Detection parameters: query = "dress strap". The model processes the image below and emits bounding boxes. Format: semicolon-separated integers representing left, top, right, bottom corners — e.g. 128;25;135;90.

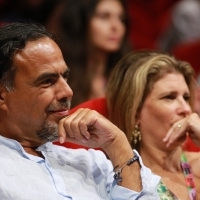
157;181;178;200
180;153;196;200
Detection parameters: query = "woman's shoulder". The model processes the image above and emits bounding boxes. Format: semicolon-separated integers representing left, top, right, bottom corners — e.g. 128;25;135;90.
184;151;200;161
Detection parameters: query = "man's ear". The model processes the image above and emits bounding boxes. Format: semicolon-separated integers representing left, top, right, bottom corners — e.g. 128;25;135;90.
0;85;7;108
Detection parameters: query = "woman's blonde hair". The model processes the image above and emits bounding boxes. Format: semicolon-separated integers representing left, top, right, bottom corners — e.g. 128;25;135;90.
106;50;195;150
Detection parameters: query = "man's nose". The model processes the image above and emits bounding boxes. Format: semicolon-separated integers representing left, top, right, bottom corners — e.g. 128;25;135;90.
56;77;73;101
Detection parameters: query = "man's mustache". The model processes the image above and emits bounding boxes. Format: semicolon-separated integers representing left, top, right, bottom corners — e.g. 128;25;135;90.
47;99;71;111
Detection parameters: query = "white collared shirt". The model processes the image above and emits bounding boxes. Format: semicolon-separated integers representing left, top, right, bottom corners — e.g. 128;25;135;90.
0;135;160;199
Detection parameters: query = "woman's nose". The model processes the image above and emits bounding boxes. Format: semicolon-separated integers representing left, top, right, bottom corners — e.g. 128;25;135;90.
177;98;192;116
111;16;123;30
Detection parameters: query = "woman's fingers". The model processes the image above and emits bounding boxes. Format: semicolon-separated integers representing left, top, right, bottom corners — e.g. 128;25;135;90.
163;119;187;147
187;113;200;147
163;113;200;147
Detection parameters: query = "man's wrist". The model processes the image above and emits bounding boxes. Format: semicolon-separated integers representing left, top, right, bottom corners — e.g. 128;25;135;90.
101;130;134;167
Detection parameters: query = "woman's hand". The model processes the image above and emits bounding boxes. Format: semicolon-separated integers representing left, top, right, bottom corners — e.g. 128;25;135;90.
163;113;200;147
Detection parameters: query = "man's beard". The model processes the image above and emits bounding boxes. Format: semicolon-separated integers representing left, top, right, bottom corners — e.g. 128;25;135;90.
36;99;71;142
36;120;59;142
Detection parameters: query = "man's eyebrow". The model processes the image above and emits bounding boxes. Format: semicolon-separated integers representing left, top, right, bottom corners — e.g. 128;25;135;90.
33;68;70;85
33;73;59;85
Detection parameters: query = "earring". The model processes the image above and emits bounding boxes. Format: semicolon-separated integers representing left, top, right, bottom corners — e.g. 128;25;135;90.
132;125;141;144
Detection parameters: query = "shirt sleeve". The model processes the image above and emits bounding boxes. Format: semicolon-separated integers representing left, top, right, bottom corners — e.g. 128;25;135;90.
108;150;161;200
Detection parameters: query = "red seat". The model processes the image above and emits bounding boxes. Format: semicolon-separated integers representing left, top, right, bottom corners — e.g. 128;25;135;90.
125;0;180;50
183;137;200;152
70;97;108;117
171;40;200;77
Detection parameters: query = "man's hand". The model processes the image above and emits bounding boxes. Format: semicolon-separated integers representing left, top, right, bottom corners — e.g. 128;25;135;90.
58;108;142;191
58;108;122;149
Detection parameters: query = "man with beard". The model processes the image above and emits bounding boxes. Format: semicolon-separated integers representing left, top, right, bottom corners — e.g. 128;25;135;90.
0;22;160;199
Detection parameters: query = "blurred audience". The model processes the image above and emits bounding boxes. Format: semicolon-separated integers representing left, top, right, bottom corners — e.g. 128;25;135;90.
0;0;60;25
46;0;131;107
125;0;180;50
158;0;200;52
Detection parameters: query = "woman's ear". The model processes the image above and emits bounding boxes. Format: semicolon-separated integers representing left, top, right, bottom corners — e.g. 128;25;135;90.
135;111;140;125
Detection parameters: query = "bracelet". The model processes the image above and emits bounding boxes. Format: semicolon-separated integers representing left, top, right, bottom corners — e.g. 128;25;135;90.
113;154;139;185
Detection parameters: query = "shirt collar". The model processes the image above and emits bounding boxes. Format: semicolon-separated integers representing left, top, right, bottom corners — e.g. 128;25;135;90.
0;135;53;162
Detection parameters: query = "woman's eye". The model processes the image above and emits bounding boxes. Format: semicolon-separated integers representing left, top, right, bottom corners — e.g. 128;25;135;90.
96;13;109;20
119;15;126;23
184;95;190;101
165;95;175;100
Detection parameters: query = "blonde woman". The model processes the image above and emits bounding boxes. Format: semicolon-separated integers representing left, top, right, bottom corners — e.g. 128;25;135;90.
107;51;200;199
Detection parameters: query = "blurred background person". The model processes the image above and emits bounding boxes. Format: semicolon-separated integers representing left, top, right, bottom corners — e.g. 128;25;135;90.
158;0;200;52
46;0;131;107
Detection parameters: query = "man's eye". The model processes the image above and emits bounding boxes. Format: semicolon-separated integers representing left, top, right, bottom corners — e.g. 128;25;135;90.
42;79;55;85
63;74;70;82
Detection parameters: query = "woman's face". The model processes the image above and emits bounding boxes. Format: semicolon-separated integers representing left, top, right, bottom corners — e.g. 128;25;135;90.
88;0;126;52
137;72;192;149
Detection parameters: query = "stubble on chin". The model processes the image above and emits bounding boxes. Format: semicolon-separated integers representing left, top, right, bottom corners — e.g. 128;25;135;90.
36;120;59;142
37;99;71;142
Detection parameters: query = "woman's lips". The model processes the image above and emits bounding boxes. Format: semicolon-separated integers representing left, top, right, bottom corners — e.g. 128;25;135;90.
108;38;119;42
108;36;121;42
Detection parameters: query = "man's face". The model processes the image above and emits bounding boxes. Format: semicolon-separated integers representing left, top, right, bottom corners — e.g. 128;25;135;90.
3;37;73;146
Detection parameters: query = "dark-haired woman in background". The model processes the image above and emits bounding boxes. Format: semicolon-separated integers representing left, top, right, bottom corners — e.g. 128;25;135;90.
46;0;131;107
